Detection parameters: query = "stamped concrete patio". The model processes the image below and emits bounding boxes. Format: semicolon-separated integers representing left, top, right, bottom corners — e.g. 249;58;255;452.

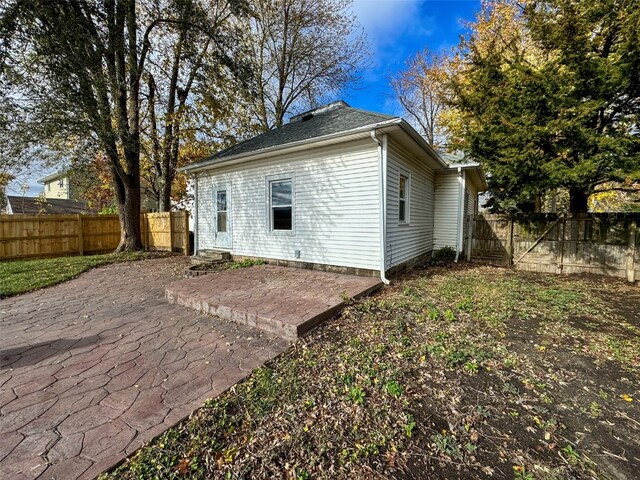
0;257;290;480
166;264;382;340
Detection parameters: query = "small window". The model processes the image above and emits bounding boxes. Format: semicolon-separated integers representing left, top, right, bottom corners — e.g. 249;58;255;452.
399;174;410;223
59;178;64;188
216;190;227;233
269;178;292;231
47;183;51;192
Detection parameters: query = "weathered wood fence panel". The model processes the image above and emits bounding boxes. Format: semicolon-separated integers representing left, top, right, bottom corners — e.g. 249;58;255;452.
140;211;189;253
81;215;121;254
0;211;190;260
467;214;639;282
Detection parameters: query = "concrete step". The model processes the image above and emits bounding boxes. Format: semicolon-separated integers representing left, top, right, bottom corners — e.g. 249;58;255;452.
193;249;232;263
165;265;383;341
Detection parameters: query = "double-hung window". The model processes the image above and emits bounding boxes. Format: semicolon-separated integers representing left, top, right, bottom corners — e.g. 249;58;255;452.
269;177;293;231
399;174;410;224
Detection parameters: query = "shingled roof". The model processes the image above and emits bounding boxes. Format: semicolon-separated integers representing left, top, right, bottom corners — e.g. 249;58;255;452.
5;196;96;215
187;101;398;170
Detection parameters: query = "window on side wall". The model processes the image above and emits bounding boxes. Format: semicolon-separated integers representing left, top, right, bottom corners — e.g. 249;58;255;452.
268;177;293;232
399;174;410;224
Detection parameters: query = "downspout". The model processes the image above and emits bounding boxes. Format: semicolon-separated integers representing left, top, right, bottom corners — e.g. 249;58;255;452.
371;130;390;284
455;168;466;262
193;172;199;256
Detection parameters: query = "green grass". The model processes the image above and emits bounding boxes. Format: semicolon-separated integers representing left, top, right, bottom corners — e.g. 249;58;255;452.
225;258;266;270
0;252;154;297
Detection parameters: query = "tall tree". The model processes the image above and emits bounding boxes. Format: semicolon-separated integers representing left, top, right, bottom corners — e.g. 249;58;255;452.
249;0;368;131
390;49;453;147
448;0;640;214
142;0;251;211
2;0;150;249
1;0;251;248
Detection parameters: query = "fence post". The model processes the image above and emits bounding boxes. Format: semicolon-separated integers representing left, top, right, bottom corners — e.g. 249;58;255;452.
558;215;566;274
183;211;190;255
505;219;514;267
466;215;473;262
77;214;84;256
146;214;150;251
168;212;173;252
628;221;637;283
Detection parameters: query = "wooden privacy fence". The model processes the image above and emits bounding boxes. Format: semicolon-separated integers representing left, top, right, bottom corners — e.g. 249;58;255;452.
0;211;190;260
467;213;639;282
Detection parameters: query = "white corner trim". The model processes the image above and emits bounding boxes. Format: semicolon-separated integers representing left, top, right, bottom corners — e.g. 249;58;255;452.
193;172;199;255
455;168;466;262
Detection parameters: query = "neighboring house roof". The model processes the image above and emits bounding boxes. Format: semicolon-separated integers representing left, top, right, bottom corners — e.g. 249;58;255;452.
37;171;68;184
5;196;95;215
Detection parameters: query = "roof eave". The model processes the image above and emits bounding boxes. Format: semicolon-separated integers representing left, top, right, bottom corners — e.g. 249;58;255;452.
37;171;67;184
180;117;403;174
448;163;488;191
395;120;450;169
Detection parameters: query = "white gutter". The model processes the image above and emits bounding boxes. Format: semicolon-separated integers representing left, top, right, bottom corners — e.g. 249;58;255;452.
182;118;403;174
455;167;466;262
371;130;390;285
193;172;199;255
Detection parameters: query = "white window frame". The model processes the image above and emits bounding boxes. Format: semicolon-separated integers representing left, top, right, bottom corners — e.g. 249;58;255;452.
398;171;411;225
266;173;295;235
216;189;228;233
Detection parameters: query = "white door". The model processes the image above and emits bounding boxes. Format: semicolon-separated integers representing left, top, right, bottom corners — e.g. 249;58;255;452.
214;185;231;249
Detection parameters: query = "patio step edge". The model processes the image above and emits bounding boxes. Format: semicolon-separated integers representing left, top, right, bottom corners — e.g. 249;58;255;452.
165;277;383;341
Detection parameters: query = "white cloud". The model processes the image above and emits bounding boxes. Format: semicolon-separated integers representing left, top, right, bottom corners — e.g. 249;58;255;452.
351;0;433;50
350;0;437;84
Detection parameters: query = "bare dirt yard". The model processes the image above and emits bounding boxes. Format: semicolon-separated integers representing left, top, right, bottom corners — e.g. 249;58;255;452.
104;264;639;480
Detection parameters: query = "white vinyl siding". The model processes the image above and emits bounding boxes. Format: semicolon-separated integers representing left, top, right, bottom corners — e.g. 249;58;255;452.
385;139;435;269
433;170;461;250
196;139;381;270
466;182;478;216
462;181;479;252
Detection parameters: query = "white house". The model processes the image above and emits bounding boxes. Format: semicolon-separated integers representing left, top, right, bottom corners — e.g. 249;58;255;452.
182;101;486;282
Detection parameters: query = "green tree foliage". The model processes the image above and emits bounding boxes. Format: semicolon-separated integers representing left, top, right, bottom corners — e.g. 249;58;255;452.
449;0;640;214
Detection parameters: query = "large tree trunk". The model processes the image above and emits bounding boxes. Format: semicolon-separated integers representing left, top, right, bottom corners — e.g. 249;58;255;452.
159;179;172;212
534;194;543;213
112;164;143;252
569;188;589;215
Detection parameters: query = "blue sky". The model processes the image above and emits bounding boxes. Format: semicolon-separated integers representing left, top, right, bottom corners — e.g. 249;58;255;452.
9;0;480;197
345;0;480;113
